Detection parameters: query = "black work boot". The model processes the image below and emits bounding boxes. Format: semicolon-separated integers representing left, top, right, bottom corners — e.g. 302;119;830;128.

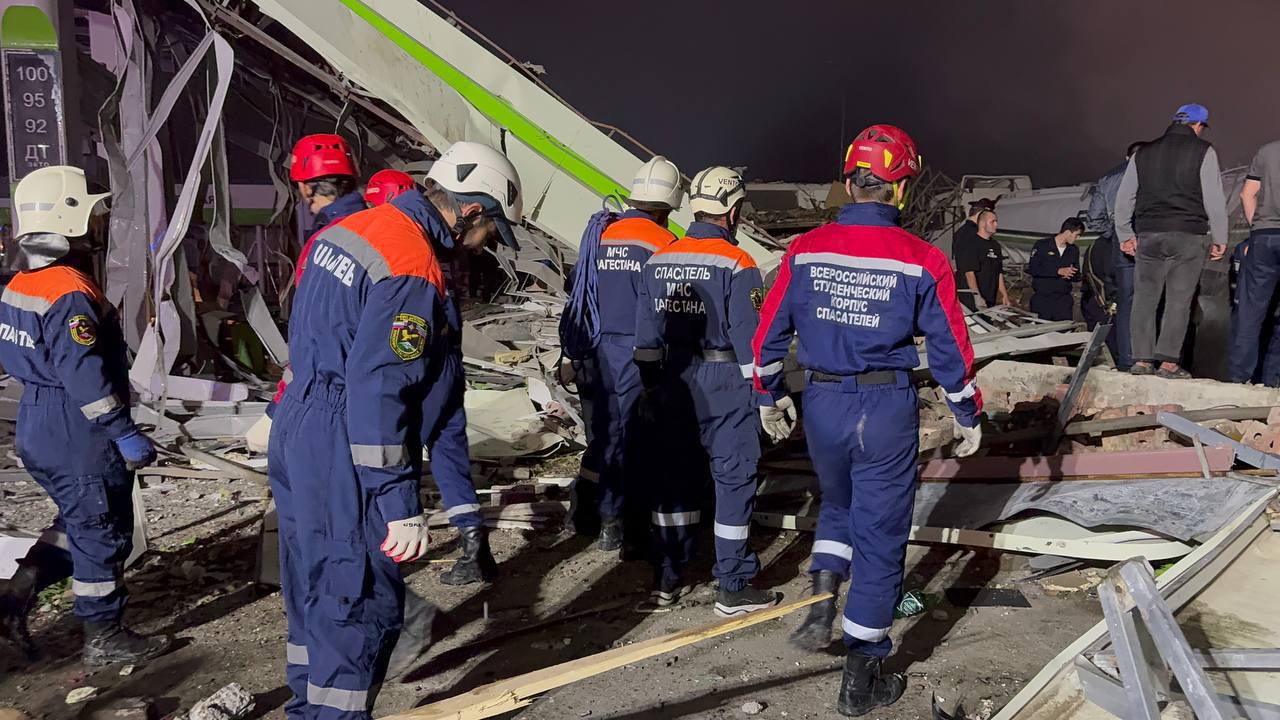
597;517;623;552
0;564;38;660
790;571;842;651
714;585;780;618
440;526;498;586
83;621;173;667
837;652;907;717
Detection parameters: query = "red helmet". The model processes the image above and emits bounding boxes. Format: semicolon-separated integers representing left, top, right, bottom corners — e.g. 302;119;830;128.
289;134;357;182
842;124;921;183
364;169;415;206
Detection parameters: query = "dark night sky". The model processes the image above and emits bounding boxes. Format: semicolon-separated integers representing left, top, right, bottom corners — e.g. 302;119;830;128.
450;1;1280;187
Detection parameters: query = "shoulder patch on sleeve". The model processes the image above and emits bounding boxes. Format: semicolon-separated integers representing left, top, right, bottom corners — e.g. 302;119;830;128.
390;312;429;361
750;286;765;311
68;314;97;346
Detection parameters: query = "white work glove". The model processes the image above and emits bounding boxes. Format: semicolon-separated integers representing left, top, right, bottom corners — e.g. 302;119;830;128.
953;419;982;458
759;396;797;443
975;296;989;310
246;414;272;454
382;514;430;563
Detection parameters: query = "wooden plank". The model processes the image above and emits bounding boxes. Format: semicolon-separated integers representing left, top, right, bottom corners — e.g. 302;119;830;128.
382;594;832;720
1045;322;1111;453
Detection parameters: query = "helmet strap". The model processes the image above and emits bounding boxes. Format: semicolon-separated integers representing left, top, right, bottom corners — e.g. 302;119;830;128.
893;180;910;211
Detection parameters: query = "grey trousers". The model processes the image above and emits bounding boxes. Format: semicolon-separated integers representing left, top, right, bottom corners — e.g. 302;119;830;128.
1130;231;1211;364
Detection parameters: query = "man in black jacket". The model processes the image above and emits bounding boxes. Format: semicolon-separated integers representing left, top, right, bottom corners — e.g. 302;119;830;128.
1115;104;1228;379
1028;218;1083;321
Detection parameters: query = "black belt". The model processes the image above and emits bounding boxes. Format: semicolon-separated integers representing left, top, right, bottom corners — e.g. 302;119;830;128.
809;370;900;385
659;347;738;363
696;348;737;363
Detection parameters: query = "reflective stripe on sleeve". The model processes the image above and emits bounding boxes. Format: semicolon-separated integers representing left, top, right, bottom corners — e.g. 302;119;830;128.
945;381;978;403
756;360;784;377
286;643;309;665
80;394;123;420
350;444;408;468
738;363;755;379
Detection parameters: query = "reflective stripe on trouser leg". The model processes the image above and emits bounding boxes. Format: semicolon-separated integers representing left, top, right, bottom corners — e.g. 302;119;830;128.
842;385;920;658
286;401;403;720
803;383;856;578
21;417;135;625
649;369;706;589
268;400;311;720
692;362;761;592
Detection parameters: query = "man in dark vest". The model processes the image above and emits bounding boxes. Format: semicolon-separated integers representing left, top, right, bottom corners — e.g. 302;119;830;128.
1114;103;1228;379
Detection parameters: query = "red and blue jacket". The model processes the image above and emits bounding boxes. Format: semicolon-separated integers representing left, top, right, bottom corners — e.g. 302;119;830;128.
752;202;982;427
284;190;448;522
597;209;676;337
634;222;765;385
268;191;369;413
0;265;137;439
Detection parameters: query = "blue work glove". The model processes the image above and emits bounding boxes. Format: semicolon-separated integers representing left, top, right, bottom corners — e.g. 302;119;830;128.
114;430;157;469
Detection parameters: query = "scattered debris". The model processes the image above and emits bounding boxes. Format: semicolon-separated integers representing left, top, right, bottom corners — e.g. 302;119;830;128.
65;687;99;705
186;683;254;720
944;588;1031;609
741;699;766;714
85;698;152;720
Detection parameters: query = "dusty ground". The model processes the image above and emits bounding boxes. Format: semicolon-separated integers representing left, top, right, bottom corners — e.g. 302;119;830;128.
0;471;1103;719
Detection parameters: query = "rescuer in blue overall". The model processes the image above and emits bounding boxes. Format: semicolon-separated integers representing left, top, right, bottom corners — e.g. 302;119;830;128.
268;142;522;719
633;166;781;615
564;157;682;553
753;126;983;717
248;134;364;454
0;166;169;666
364;167;497;584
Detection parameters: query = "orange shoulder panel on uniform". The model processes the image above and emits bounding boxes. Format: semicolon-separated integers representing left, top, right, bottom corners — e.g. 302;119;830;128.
666;235;757;269
336;204;445;293
7;265;105;306
603;217;676;251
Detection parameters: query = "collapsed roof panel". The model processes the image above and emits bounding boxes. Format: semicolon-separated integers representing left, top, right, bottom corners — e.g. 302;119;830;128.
247;0;783;272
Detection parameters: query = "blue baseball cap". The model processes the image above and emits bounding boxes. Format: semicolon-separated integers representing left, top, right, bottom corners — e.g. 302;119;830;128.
1173;103;1210;127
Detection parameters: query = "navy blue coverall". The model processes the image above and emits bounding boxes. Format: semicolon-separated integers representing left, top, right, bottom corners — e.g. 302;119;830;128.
634;221;765;591
753;203;981;658
0;266;139;623
1229;234;1280;385
269;191;448;719
1027;237;1080;321
575;210;674;531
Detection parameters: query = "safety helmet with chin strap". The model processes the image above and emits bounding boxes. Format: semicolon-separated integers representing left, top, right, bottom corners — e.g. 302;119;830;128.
426;141;524;250
8;166;111;271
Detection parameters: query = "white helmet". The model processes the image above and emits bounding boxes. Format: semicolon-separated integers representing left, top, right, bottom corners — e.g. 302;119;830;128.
688;166;746;216
628;155;683;210
427;141;523;249
14;165;110;239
